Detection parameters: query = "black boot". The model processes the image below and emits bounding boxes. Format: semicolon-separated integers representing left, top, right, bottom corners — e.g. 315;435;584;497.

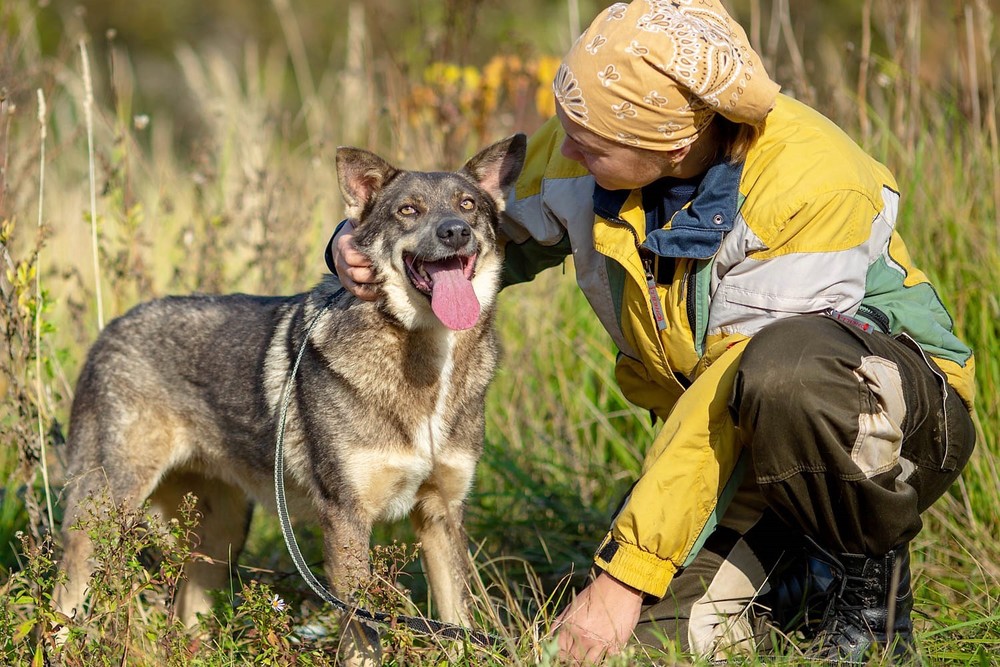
766;547;838;639
807;543;916;663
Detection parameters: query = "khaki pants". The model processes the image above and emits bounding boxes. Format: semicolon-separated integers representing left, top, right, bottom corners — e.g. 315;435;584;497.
633;314;976;659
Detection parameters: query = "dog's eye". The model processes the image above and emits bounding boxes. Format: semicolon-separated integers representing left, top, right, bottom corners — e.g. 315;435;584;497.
459;197;475;211
398;205;418;216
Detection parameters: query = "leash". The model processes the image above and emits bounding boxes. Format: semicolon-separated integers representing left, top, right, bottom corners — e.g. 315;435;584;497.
273;289;506;652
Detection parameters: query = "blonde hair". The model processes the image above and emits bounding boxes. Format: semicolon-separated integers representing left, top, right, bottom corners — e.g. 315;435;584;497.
716;115;764;164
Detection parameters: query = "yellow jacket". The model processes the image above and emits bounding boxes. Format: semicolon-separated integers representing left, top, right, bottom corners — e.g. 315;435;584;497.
499;94;976;596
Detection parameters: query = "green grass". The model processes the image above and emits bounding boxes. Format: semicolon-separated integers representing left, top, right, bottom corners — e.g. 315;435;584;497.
1;0;998;664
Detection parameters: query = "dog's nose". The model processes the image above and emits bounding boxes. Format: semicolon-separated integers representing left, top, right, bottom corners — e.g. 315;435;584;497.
436;219;472;250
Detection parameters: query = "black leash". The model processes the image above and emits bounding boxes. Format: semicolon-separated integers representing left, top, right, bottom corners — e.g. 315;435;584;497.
273;289;506;652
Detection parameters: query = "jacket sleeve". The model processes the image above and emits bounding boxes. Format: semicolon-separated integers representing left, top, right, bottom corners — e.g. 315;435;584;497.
498;116;588;288
595;338;749;597
499;234;573;288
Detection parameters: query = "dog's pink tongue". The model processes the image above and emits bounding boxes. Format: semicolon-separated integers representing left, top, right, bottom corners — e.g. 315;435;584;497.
425;257;480;330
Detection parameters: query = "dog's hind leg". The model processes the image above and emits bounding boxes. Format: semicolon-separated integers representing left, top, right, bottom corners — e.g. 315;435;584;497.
55;465;108;621
55;405;191;621
148;471;252;627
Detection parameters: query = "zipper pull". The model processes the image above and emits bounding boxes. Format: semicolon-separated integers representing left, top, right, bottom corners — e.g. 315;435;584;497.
644;258;667;331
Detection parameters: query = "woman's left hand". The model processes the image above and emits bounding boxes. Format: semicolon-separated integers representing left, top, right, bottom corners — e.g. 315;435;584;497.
554;571;643;664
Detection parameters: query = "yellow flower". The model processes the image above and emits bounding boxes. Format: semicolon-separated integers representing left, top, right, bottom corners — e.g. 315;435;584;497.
534;55;562;118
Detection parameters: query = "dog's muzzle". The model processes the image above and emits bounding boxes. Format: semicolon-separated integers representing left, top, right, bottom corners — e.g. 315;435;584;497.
404;251;481;331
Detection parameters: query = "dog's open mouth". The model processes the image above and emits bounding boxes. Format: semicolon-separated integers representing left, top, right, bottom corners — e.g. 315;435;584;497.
404;253;480;331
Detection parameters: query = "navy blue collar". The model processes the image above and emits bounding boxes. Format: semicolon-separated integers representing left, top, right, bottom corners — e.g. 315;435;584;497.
592;159;744;260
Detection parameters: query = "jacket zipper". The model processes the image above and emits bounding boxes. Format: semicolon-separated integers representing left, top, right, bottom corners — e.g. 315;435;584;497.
603;215;668;332
601;213;693;392
685;264;698;350
644;257;667;331
856;303;891;334
602;214;706;354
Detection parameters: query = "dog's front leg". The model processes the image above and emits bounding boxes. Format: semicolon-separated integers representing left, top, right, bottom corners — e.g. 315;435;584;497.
319;504;379;666
411;491;472;626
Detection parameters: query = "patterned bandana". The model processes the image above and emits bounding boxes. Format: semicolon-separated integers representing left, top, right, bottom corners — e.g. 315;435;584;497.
554;0;780;151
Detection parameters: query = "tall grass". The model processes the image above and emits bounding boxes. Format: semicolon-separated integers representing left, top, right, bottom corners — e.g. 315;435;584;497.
0;0;997;664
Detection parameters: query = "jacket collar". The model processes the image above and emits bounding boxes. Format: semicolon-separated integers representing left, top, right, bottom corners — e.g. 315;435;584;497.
592;158;744;260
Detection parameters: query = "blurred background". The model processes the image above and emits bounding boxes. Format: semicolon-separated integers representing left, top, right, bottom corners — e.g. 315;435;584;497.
11;0;1000;163
1;1;998;663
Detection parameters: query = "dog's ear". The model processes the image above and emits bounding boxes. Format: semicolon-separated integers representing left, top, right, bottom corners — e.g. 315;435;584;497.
460;133;527;211
336;148;399;219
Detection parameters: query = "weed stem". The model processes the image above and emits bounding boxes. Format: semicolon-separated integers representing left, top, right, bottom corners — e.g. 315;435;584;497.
35;88;55;532
80;38;105;331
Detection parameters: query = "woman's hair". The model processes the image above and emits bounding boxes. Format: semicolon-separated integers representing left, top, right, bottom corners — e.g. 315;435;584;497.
715;115;764;164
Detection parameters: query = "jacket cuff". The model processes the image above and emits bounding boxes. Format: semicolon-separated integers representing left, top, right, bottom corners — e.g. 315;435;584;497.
324;219;349;275
593;533;677;598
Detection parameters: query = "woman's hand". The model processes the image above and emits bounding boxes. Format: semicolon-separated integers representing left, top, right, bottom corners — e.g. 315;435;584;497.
332;220;379;301
554;571;643;664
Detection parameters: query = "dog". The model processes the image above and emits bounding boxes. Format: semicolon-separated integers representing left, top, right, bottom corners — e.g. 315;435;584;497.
55;134;527;657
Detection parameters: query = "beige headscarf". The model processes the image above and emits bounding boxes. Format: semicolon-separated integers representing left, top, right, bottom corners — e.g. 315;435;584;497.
554;0;780;151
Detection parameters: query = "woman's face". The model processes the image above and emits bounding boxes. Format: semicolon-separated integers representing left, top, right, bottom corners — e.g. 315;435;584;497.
556;105;678;191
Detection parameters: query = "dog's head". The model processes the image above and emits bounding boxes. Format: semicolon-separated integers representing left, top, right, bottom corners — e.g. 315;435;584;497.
336;134;526;331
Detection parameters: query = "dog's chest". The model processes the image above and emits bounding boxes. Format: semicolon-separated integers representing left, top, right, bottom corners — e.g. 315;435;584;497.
342;333;479;521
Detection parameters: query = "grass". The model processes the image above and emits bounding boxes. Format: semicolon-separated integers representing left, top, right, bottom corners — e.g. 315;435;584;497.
1;0;999;664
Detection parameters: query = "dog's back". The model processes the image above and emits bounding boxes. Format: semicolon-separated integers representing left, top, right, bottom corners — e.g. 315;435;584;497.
65;292;293;495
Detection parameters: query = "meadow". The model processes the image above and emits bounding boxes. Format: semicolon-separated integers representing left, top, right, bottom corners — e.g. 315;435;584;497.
1;0;998;664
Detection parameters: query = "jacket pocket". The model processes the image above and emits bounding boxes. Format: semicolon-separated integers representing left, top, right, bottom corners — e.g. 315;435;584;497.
895;333;969;472
720;284;843;315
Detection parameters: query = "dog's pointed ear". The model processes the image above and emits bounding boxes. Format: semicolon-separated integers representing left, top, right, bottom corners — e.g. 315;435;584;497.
336;147;399;219
460;133;527;211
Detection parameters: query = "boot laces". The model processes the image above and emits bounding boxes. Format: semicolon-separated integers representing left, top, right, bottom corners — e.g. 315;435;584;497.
821;570;878;637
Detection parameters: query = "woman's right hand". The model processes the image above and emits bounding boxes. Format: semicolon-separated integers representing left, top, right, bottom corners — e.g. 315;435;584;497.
332;220;379;301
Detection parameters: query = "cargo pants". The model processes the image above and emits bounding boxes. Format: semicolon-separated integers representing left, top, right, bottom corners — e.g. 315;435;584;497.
632;313;976;659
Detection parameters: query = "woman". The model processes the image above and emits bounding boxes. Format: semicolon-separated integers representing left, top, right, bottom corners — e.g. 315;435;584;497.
329;1;976;663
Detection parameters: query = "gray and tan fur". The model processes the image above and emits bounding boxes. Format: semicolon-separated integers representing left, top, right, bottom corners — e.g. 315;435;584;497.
55;135;527;652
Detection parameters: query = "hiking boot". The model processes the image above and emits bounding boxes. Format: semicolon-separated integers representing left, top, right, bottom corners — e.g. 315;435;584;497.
806;543;917;664
765;547;838;639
